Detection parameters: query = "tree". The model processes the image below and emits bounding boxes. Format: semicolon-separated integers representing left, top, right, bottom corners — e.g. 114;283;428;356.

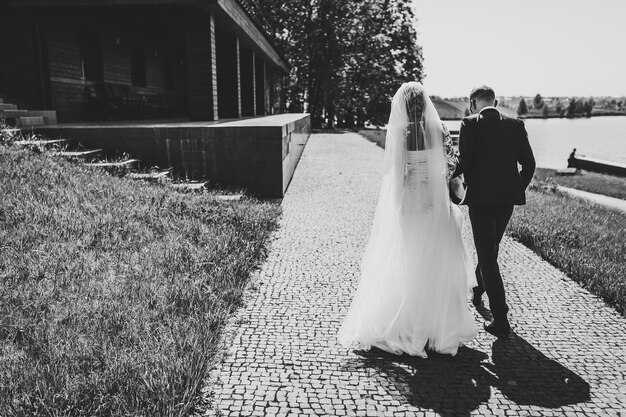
555;100;562;114
533;94;543;109
517;98;528;116
542;104;549;118
567;98;577;117
256;0;347;124
583;99;594;117
256;0;424;128
334;0;424;127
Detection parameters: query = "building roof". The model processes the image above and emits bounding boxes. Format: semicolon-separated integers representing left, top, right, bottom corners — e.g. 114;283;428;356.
5;0;290;73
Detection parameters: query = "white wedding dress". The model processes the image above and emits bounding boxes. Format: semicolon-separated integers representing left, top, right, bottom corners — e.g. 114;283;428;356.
337;82;477;357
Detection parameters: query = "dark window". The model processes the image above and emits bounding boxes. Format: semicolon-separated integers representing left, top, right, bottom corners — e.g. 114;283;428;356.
130;43;146;87
79;31;103;81
163;54;175;91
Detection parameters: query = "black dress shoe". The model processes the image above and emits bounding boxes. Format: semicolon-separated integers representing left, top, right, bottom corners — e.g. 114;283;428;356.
472;292;483;308
483;319;511;338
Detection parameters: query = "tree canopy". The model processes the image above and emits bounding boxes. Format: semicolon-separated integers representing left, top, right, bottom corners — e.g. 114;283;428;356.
517;98;528;116
256;0;424;128
567;98;577;117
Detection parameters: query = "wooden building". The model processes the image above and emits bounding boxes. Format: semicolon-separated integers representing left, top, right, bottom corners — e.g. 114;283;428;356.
0;0;310;198
0;0;289;123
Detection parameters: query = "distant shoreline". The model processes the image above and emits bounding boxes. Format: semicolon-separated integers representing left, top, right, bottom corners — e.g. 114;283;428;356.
439;113;626;122
518;112;626;120
439;113;626;121
433;100;626;121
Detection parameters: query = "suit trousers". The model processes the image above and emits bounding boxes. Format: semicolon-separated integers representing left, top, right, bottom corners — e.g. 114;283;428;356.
468;204;514;320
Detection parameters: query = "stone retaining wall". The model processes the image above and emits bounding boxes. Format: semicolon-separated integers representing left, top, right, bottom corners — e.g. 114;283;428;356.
35;113;310;197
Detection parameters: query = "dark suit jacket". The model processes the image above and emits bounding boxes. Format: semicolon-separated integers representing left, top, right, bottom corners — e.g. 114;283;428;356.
454;108;535;206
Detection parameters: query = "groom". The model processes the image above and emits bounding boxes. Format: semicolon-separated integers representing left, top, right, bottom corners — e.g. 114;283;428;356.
454;86;535;338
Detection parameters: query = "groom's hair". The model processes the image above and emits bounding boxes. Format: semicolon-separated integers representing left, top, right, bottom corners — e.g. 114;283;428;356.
469;86;496;102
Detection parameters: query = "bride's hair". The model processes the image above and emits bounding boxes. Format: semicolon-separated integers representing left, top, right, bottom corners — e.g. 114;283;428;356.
403;83;426;109
402;82;426;151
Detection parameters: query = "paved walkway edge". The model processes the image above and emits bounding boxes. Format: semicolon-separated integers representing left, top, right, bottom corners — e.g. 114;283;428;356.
558;185;626;213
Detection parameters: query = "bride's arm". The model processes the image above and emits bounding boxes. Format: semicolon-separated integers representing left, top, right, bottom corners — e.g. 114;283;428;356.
442;123;457;180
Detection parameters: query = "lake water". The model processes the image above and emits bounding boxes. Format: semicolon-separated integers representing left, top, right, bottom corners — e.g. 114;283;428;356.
443;116;626;169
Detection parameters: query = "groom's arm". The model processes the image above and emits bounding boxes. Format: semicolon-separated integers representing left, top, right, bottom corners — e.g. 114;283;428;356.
517;121;536;189
452;118;475;178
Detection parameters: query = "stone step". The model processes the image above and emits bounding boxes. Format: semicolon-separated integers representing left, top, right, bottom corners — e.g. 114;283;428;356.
212;194;243;202
1;109;57;126
128;169;172;181
0;109;28;118
0;103;17;110
17;116;45;127
85;159;140;168
21;110;57;125
170;181;208;192
556;167;578;175
13;139;67;148
57;149;102;158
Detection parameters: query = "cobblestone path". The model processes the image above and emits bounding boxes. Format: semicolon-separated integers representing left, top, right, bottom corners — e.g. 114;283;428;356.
204;133;626;417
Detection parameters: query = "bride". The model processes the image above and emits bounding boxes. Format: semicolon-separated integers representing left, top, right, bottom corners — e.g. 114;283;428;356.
338;82;478;357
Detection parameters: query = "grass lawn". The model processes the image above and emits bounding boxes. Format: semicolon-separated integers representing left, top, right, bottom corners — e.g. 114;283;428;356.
359;129;386;148
508;186;626;316
0;140;280;415
534;167;626;200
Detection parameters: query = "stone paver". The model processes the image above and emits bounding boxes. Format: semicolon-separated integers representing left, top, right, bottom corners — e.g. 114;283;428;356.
203;133;626;416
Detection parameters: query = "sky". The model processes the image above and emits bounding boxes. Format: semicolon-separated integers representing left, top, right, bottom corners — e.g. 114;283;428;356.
412;0;626;98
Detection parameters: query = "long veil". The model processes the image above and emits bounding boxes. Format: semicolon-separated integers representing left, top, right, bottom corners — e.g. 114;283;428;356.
338;82;476;356
361;82;453;284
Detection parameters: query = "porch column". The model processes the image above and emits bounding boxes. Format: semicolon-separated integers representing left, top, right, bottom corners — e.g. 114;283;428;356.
210;14;218;120
236;37;242;118
265;64;272;115
216;28;240;119
252;53;256;116
255;55;266;116
239;45;254;117
185;12;217;121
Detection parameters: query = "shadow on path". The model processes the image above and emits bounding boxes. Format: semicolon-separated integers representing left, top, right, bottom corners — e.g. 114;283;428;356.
487;333;591;408
345;333;590;416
